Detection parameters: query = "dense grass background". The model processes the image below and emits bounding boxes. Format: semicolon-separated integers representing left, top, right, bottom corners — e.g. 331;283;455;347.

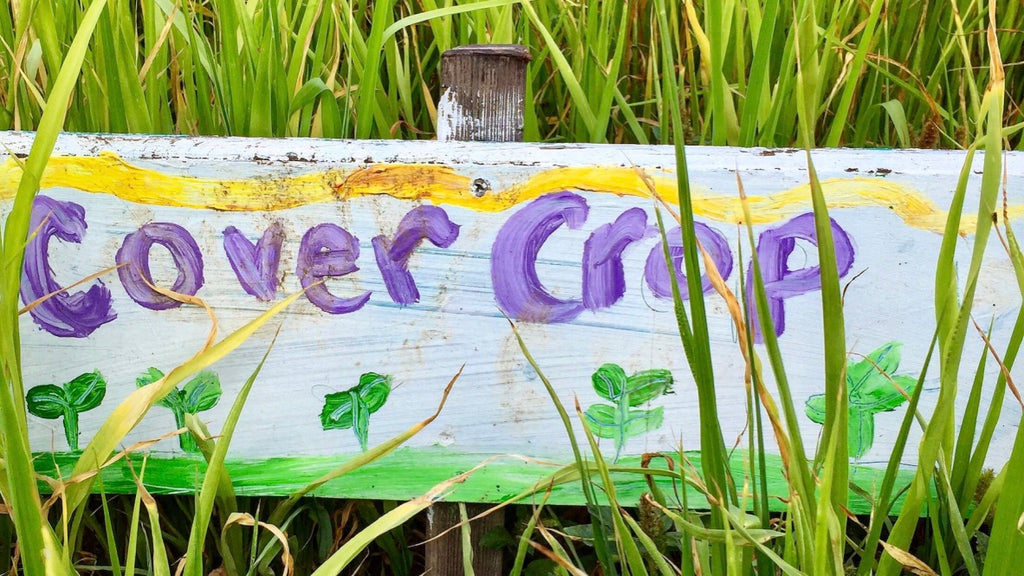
2;0;1021;147
2;1;1024;575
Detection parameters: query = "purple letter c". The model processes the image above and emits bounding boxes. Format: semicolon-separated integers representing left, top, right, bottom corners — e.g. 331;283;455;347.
491;192;588;323
21;195;117;337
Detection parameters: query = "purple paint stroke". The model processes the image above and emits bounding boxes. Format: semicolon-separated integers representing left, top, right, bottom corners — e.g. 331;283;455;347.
223;222;285;301
492;191;588;323
746;212;855;342
644;223;733;299
20;196;116;337
116;222;205;310
372;206;460;305
582;207;650;310
296;223;370;314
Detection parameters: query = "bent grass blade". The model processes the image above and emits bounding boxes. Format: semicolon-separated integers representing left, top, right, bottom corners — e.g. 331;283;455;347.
64;286;309;515
0;2;109;574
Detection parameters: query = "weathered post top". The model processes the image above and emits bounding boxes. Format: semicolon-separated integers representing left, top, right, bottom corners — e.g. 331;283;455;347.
438;44;532;142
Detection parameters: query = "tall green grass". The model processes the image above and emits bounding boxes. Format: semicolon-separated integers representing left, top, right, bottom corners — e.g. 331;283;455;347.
2;1;1022;148
1;3;467;574
4;0;1024;574
504;0;1024;574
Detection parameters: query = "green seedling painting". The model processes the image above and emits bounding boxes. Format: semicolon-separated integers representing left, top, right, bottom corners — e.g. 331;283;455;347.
26;370;106;451
805;342;918;459
583;363;674;462
321;372;392;452
138;367;222;453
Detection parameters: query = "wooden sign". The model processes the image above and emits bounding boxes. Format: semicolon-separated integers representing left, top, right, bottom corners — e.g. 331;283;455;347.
2;132;1020;506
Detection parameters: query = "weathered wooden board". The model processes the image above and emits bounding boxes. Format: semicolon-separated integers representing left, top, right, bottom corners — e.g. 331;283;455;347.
2;132;1021;505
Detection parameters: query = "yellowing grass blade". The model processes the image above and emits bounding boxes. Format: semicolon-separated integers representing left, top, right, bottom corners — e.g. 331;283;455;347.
309;462;488;576
183;329;280;576
222;513;294;576
137;481;171;576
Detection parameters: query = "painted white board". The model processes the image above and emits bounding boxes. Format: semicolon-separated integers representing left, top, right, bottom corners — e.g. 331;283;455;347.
1;132;1020;502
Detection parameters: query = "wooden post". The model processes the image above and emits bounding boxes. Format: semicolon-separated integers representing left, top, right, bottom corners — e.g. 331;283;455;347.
425;43;530;576
437;44;531;142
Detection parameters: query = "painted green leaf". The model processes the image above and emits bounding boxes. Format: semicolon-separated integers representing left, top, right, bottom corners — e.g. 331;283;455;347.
350;394;372;452
624;369;673;406
181;371;222;413
805;393;827;424
584;403;664;462
356;372;391;413
583;404;620;439
321;372;393;452
591;363;627;401
805;341;917;459
27;371;106;451
26;384;69;420
64;370;105;411
136;366;164;388
621;406;664;437
849;410;875;460
847;342;902;393
854;373;917;412
321;391;358;431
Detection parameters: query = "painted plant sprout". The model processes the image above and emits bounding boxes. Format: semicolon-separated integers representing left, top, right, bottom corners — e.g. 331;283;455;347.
805;342;918;460
584;363;673;463
321;372;393;452
26;370;105;452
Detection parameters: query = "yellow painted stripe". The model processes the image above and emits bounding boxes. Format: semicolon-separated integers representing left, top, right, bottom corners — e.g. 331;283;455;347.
1;153;1013;234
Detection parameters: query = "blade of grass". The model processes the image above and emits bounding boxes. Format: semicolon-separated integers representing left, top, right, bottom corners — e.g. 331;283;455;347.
0;2;108;574
182;330;280;576
574;397;647;574
737;171;817;566
878;3;1005;572
653;1;737;570
458;502;475;576
856;325;938;576
137;478;171;576
97;479;122;576
950;326;995;506
823;0;885;146
64;286;307;515
508;320;617;575
123;458;147;576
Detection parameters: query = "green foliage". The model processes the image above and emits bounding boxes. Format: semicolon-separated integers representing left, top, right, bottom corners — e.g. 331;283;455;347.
26;370;105;451
2;1;1022;148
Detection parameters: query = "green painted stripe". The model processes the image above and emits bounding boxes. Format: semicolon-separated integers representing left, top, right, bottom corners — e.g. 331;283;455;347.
34;447;914;514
